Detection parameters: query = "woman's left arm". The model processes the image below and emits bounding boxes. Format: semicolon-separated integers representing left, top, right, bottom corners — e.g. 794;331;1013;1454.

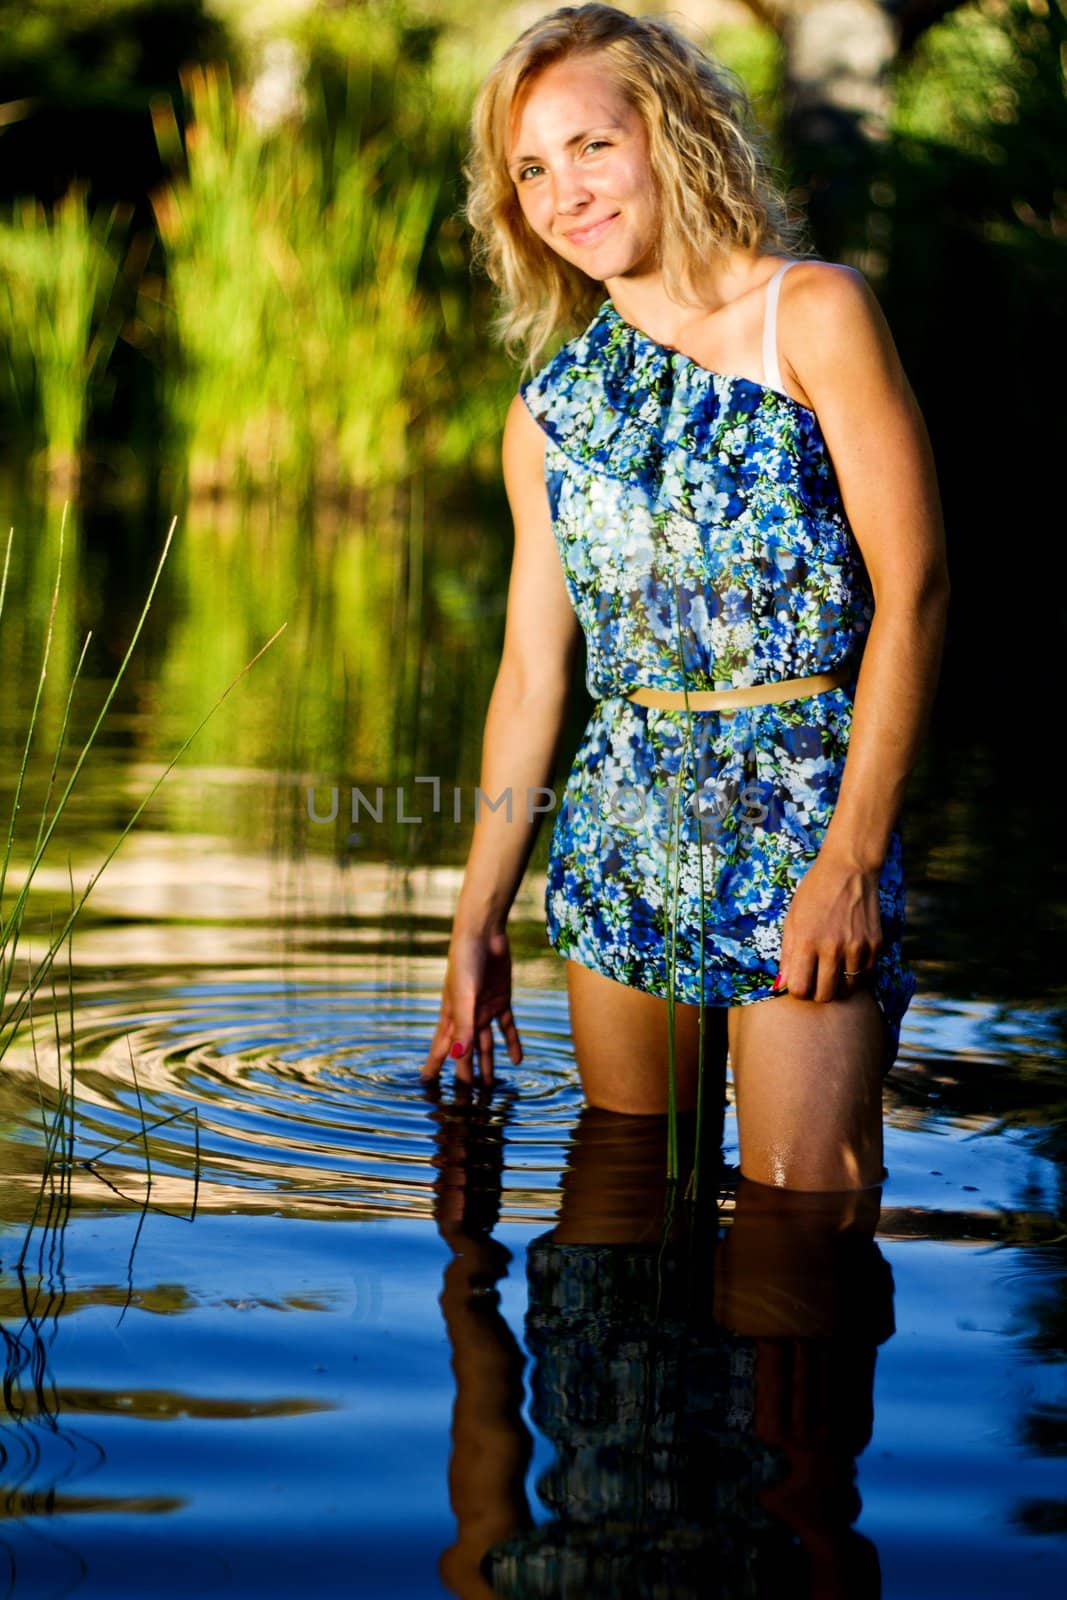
776;262;951;1004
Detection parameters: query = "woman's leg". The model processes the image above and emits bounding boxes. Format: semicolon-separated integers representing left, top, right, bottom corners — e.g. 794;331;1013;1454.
565;957;728;1116
728;989;886;1191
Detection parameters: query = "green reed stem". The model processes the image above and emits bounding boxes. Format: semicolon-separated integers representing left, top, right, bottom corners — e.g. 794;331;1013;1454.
0;616;287;1054
0;523;13;627
31;629;93;868
663;753;682;1186
0;506;68;919
0;509;168;967
17;985;70;1272
128;1035;152;1190
17;896;78;1281
673;603;710;1206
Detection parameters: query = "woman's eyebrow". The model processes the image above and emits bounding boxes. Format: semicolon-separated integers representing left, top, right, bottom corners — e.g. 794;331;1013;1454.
508;123;624;170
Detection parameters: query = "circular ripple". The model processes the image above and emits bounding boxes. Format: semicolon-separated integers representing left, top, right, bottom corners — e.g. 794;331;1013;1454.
12;981;1053;1226
10;980;587;1223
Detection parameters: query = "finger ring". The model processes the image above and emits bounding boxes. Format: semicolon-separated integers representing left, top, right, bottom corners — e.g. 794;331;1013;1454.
843;969;862;978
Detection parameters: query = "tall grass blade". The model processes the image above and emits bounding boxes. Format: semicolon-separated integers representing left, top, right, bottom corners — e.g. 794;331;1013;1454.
0;616;287;1054
0;523;13;626
0;506;68;916
0;511;174;967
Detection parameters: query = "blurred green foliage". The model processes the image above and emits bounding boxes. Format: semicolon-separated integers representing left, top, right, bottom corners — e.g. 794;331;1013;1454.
0;188;122;482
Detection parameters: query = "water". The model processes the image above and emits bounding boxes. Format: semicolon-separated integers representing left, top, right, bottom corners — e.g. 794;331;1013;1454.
1;496;1065;1595
2;935;1064;1596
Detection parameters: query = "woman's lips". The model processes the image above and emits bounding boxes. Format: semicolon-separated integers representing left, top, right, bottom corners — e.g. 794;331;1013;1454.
566;212;618;246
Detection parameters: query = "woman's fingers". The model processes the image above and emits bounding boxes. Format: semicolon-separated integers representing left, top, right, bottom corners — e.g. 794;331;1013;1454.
449;1027;476;1086
776;857;885;1001
777;940;882;1002
420;1013;451;1081
421;939;522;1087
477;1024;495;1087
781;942;816;1000
814;945;842;1004
421;1004;467;1082
422;992;484;1088
838;940;870;989
498;1007;523;1066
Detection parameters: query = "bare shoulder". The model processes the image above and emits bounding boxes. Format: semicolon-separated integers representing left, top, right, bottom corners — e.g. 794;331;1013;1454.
781;258;883;324
502;388;547;480
501;388;553;535
779;259;908;407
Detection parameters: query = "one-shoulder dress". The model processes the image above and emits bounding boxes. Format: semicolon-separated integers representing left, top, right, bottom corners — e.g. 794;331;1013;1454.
518;258;916;1072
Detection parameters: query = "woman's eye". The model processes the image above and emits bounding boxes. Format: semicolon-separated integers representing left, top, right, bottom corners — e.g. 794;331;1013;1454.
516;142;610;181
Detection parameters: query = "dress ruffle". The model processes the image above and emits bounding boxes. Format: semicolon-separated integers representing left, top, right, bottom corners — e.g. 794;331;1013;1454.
521;299;849;540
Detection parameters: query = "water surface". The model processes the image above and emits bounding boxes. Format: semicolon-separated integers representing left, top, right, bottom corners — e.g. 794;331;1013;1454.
1;494;1064;1596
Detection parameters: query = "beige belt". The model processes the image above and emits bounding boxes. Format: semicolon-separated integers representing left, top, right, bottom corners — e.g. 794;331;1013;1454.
625;661;854;711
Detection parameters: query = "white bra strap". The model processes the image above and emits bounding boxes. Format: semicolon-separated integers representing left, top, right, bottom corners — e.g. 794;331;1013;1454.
761;259;797;394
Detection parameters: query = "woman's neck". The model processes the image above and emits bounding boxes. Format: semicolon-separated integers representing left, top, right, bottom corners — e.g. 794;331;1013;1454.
603;243;788;352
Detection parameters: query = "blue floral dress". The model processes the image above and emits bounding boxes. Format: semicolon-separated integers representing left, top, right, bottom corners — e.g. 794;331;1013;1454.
519;291;915;1073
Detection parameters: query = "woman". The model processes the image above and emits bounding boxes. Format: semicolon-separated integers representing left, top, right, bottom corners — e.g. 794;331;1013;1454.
420;3;949;1193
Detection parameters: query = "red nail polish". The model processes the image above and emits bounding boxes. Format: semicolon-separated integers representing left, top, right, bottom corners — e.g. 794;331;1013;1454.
772;974;783;992
449;1040;465;1058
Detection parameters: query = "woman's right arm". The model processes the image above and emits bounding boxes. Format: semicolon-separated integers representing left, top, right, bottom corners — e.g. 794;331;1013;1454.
420;391;582;1086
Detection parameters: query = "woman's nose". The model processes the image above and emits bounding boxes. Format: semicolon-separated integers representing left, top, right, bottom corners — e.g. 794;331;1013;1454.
551;167;595;214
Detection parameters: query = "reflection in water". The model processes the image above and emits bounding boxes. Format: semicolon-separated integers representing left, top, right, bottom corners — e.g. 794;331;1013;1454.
430;1090;895;1599
427;1082;535;1597
1;1196;181;1586
0;1177;329;1591
0;976;1060;1592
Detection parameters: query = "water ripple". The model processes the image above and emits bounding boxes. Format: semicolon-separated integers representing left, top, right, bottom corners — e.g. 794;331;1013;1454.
3;981;1062;1230
8;980;586;1223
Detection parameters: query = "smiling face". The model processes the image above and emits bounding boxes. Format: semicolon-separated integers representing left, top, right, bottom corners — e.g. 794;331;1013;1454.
506;53;660;284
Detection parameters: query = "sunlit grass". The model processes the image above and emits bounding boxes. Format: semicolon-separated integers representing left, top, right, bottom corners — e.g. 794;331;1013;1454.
147;61;445;499
0;189;122;487
0;7;794;500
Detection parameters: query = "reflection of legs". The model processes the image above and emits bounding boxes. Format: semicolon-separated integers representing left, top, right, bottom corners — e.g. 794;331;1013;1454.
715;1175;893;1600
484;1105;730;1596
729;990;885;1191
752;1335;885;1600
552;1099;726;1247
714;1174;890;1341
565;957;727;1117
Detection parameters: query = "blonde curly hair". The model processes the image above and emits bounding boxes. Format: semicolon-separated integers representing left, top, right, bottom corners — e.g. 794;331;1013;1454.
463;3;811;374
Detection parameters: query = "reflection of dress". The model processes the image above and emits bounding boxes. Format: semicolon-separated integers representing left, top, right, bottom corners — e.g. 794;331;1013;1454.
519;261;916;1072
486;1226;896;1598
484;1234;798;1598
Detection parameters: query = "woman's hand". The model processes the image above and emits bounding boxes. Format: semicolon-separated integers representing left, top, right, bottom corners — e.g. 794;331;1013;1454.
421;926;524;1088
775;852;883;1004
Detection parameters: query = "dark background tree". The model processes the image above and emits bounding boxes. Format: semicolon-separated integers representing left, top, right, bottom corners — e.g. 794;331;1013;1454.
0;0;229;209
